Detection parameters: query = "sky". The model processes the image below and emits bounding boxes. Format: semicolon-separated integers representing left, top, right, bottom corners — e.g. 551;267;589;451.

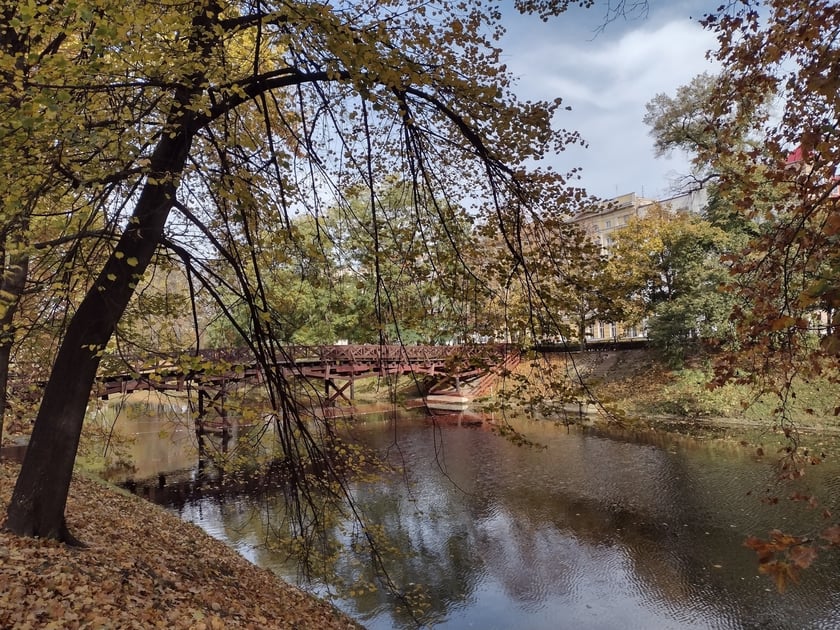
499;0;722;201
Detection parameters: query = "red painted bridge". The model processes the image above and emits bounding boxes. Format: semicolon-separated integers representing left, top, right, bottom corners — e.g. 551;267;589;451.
94;343;520;408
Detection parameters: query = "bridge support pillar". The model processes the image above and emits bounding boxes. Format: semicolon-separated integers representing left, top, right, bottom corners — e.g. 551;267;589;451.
325;377;354;406
194;380;230;441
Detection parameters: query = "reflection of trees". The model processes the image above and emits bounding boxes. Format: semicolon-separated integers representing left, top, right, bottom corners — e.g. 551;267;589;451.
473;422;840;628
90;398;198;481
133;418;840;629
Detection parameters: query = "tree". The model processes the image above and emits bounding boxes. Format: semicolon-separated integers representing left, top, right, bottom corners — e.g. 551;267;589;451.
324;179;479;344
3;0;597;543
558;237;612;351
644;72;722;187
524;223;612;350
698;1;840;393
196;178;481;346
697;0;840;586
606;207;734;365
644;70;773;241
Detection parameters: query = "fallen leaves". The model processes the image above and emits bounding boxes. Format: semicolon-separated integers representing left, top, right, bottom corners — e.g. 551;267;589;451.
744;523;840;593
0;461;363;629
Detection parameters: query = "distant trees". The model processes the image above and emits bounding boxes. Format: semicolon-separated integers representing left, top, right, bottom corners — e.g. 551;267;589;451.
556;236;613;351
466;193;600;346
197;178;487;346
326;180;480;345
638;70;763;365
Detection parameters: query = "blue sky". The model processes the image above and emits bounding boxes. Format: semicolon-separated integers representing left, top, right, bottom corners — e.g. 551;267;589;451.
499;0;721;200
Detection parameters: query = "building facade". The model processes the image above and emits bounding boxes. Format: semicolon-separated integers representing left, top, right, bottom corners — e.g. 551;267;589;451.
568;189;709;344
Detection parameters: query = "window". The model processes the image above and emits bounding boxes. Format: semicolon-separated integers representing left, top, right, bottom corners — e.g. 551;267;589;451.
605;220;612;228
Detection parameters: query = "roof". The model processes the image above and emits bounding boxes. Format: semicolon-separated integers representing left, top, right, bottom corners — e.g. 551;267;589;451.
786;144;805;165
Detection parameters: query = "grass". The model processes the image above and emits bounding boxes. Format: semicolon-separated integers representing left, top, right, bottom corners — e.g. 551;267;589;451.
585;350;840;431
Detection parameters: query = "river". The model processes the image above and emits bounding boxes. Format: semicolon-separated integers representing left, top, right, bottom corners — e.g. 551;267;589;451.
103;401;840;629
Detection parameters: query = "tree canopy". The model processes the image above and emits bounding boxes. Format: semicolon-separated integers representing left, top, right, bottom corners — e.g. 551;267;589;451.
606;207;734;365
697;1;840;392
1;0;600;547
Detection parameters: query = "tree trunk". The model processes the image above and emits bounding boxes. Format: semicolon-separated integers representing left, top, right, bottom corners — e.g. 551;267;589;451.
4;118;196;542
577;310;587;352
5;0;226;542
0;343;9;449
0;247;31;448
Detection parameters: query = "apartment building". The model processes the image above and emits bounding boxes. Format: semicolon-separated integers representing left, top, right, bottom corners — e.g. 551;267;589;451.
568;188;709;343
572;189;708;253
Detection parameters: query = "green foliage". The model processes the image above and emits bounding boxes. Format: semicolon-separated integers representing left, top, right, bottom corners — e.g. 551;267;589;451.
644;73;721;171
638;366;740;419
606;208;735;365
617;361;840;428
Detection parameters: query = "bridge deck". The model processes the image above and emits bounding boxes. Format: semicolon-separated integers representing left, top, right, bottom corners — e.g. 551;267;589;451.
91;344;517;405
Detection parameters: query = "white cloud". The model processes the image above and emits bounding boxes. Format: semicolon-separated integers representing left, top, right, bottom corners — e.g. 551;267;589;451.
501;11;720;199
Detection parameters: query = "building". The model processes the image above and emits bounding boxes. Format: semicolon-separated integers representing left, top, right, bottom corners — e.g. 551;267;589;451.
567;189;709;344
572;189;708;253
571;192;654;253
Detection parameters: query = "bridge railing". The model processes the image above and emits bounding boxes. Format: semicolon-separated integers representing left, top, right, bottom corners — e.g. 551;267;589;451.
91;344;516;373
286;343;515;364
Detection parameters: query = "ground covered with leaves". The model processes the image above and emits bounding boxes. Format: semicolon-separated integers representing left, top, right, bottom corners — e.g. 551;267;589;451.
0;460;363;629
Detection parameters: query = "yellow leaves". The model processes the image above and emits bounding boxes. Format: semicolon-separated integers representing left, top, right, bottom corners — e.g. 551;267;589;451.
758;560;797;594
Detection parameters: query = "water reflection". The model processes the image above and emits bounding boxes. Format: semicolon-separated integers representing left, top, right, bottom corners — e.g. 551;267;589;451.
90;393;268;484
120;410;840;630
88;395;198;480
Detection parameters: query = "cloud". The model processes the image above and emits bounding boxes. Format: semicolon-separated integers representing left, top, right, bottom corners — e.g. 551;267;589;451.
502;13;719;198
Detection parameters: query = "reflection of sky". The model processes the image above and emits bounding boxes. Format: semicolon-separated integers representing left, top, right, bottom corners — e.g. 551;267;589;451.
177;500;256;561
142;419;840;630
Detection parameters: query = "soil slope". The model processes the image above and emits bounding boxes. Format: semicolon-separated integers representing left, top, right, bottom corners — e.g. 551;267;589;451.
0;460;363;630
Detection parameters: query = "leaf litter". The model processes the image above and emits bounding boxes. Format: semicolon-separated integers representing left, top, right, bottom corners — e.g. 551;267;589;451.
0;461;363;629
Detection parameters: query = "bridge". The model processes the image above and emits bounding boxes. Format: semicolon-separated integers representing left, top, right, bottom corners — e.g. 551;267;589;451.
91;344;520;431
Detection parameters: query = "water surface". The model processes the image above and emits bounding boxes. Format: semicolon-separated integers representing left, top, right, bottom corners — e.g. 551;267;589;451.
114;407;840;629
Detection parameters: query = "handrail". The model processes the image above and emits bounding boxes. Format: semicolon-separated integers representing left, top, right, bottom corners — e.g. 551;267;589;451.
91;344;516;374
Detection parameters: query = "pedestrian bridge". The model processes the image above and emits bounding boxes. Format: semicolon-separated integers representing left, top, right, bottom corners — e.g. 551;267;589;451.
94;343;520;409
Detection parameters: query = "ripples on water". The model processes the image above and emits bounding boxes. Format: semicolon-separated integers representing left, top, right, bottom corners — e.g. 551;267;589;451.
120;411;840;630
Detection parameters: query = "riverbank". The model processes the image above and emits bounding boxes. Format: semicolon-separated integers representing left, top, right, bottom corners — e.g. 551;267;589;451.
517;348;840;432
0;460;364;630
